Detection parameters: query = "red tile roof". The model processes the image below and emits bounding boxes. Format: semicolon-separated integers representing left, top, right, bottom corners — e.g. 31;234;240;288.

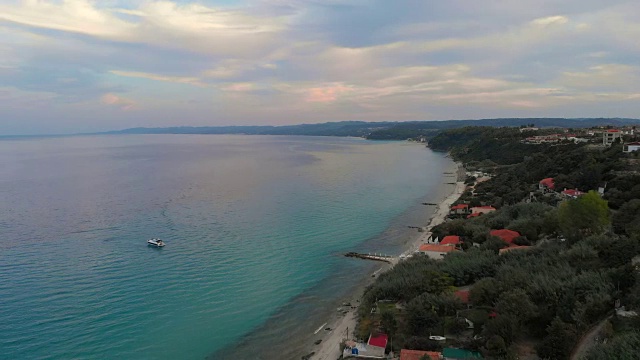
419;244;458;253
400;349;441;360
368;333;388;348
450;204;469;210
539;177;555;189
490;229;521;244
626;142;640;146
607;129;621;132
467;213;482;219
562;189;585;197
440;235;461;245
454;290;470;304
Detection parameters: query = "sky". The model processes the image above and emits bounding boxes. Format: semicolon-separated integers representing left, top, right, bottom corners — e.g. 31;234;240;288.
1;0;640;134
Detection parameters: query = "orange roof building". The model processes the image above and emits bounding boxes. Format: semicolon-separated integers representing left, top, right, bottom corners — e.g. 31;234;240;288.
400;349;442;360
490;229;521;244
440;235;461;246
419;244;459;260
454;289;470;304
539;178;555;190
471;205;496;214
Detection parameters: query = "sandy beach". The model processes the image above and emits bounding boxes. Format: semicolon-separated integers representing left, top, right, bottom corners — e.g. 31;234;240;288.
310;162;466;360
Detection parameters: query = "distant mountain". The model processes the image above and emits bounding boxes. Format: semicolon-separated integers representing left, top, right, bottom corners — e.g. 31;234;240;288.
98;118;640;139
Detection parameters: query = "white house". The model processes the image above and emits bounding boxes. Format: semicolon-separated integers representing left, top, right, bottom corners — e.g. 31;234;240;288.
624;142;640;153
419;244;459;260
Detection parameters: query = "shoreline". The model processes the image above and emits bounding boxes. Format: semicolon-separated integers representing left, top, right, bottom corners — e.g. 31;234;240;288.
309;161;466;360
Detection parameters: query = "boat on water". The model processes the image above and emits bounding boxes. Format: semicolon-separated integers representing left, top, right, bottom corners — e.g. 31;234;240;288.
147;238;165;247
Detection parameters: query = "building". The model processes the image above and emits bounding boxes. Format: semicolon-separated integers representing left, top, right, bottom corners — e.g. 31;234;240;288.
343;333;388;359
400;349;442;360
524;134;566;144
562;189;585;198
624;142;640;153
603;129;622;146
449;204;470;215
470;205;496;215
489;229;521;244
454;289;470;308
442;348;483;359
539;178;555;192
499;245;532;255
440;235;461;246
419;244;459;260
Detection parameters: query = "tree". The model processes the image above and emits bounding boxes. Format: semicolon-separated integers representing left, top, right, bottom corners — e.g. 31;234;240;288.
470;277;502;306
449;317;469;335
558;191;611;241
483;315;520;345
495;289;537;322
612;199;640;236
380;310;397;338
485;335;507;358
536;317;577;360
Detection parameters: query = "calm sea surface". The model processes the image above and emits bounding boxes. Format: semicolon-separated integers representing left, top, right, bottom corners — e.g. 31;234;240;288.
0;135;453;359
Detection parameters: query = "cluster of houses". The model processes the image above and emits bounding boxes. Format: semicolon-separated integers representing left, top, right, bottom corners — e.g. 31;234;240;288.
417;228;532;260
522;133;586;144
343;332;483;359
519;127;640;150
399;348;482;360
539;177;589;198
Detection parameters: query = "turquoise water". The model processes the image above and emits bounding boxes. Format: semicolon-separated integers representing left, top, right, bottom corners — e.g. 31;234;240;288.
0;135;452;359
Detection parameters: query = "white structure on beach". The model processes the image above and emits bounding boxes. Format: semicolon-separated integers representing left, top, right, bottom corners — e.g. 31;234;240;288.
418;244;458;260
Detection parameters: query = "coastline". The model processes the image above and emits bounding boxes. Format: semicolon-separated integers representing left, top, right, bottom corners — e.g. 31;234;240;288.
310;161;466;360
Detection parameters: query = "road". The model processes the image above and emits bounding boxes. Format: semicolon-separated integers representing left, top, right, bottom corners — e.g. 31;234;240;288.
570;315;611;360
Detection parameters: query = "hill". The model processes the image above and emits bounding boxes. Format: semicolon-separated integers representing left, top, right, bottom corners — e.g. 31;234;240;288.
97;118;640;139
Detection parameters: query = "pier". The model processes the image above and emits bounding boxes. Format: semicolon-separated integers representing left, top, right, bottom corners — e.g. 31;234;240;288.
344;252;395;263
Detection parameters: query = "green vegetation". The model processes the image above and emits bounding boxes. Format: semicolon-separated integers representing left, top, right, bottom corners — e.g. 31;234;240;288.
355;125;640;359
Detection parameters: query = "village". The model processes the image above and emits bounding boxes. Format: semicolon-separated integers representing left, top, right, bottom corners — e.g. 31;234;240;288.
332;126;640;360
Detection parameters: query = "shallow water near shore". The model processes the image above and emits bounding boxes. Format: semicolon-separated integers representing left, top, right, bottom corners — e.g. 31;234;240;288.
0;135;453;359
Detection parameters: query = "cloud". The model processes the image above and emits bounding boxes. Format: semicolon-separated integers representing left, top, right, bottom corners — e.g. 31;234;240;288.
100;92;135;110
530;15;569;26
305;84;352;103
221;83;255;92
110;70;207;87
2;0;640;133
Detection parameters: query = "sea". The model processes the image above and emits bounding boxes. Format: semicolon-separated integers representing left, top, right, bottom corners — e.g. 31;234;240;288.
0;134;455;360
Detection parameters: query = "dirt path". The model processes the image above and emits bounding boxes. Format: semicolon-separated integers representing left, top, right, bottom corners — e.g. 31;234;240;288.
570;316;611;360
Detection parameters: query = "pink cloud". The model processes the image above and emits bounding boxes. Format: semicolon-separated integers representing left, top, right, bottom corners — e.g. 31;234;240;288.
305;85;351;103
100;93;135;110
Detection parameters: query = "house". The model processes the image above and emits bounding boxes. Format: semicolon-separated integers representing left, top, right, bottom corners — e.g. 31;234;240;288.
454;289;470;308
470;205;496;215
519;127;539;132
538;178;555;192
343;333;388;359
466;213;482;219
442;348;483;359
624;142;640;153
562;188;585;198
489;229;521;244
603;129;622;146
419;244;459;260
499;245;532;255
450;204;470;215
400;349;442;360
440;235;461;246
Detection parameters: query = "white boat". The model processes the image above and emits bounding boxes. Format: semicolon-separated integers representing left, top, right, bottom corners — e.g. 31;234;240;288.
147;238;165;247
